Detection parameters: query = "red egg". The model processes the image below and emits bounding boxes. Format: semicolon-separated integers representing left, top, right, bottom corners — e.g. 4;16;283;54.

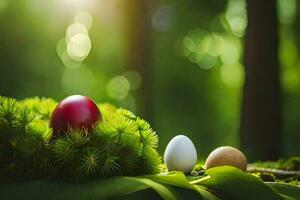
50;95;102;135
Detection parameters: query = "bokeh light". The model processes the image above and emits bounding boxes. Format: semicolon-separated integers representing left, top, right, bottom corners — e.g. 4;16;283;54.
181;29;220;70
57;38;82;69
180;29;242;71
56;38;66;59
66;23;88;43
123;70;142;90
107;76;130;100
61;51;82;69
220;63;244;88
225;0;247;37
219;35;241;65
67;33;91;61
56;0;96;11
183;29;211;56
61;11;93;64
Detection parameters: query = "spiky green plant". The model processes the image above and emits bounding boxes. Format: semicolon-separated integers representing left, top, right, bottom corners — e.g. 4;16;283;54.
0;96;162;183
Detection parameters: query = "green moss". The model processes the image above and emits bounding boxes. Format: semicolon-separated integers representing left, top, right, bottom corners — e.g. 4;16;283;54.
252;157;300;185
250;172;276;182
254;157;300;171
0;96;162;183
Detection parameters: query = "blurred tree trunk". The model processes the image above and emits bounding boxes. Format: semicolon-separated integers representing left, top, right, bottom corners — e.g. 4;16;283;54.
241;0;282;161
124;0;153;118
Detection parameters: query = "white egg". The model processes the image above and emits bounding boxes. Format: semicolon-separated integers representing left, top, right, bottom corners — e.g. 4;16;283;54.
164;135;197;173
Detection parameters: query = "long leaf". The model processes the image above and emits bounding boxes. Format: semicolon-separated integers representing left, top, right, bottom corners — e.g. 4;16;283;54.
144;172;219;200
193;166;284;200
266;182;300;200
0;176;176;200
130;177;177;200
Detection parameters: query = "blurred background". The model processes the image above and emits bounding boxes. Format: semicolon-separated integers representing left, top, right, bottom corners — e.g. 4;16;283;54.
0;0;299;161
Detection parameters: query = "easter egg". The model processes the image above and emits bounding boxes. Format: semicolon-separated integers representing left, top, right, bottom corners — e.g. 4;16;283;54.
50;95;101;135
164;135;197;173
204;146;247;171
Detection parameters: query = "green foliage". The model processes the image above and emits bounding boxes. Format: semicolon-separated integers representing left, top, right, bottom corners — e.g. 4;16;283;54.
0;96;50;182
1;96;300;199
1;167;300;200
0;96;161;182
20;97;57;120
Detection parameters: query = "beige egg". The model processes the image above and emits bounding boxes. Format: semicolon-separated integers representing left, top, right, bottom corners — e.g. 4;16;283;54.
204;146;247;171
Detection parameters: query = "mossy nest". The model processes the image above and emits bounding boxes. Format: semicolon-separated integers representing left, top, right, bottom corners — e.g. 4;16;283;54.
0;96;162;183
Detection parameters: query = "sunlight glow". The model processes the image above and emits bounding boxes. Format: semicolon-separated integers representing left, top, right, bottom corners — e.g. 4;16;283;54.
57;0;94;11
